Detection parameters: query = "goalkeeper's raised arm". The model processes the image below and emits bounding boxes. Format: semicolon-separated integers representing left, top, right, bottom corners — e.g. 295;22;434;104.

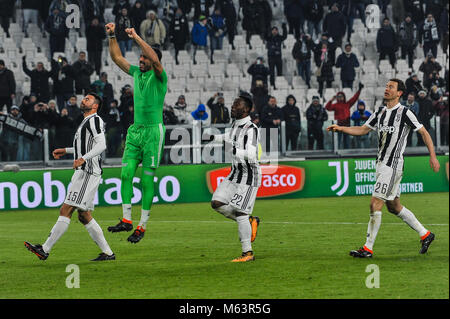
106;22;130;74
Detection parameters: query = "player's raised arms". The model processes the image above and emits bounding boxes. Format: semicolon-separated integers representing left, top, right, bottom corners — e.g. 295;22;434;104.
106;22;131;74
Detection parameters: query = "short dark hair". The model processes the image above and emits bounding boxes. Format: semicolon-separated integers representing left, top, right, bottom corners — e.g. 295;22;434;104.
88;92;103;112
389;78;406;94
152;47;162;61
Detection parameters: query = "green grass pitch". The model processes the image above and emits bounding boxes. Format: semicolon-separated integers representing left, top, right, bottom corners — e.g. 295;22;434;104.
0;192;448;299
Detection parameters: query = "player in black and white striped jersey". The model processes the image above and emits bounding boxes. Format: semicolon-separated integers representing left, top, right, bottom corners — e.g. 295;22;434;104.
210;91;262;262
24;94;115;262
328;79;440;258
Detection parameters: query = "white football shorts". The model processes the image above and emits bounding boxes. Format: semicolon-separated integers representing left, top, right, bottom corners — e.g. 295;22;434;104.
64;170;101;211
212;179;258;215
372;162;402;201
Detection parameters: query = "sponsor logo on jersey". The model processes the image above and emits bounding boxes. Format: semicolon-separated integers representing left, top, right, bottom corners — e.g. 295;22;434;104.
206;165;305;197
379;125;396;133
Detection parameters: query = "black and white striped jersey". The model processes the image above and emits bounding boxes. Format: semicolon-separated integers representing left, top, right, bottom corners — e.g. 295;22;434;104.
364;103;423;170
214;116;262;187
66;113;106;176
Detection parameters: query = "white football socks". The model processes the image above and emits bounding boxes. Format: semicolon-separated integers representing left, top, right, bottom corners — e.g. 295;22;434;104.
85;218;113;256
236;215;252;253
364;211;382;251
42;216;71;253
138;210;150;229
215;204;237;221
397;206;428;237
122;204;132;222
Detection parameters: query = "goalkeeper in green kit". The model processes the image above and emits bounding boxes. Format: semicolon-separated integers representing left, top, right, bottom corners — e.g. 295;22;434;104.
105;23;167;243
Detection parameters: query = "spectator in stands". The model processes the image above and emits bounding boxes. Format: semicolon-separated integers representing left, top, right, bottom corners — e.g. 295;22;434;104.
284;0;305;40
116;7;134;55
326;83;363;149
435;92;449;146
292;33;314;89
266;23;288;89
22;56;53;104
192;0;214;20
113;0;131;17
0;60;16;113
0;0;15;37
407;0;425;26
207;93;230;124
251;76;270;114
207;8;227;64
141;10;166;48
176;0;192;17
403;92;419;146
416;89;434;146
340;0;365;43
314;41;335;98
305;0;324;41
191;15;209;65
306;96;327;150
323;2;346;49
250;105;260;126
169;8;190;65
119;84;134;113
259;0;272;39
163;103;179;125
424;71;446;92
335;43;360;89
173;95;190;124
242;0;265;48
22;0;40;34
28;102;52;160
91;72;115;110
191;104;209;124
48;0;70;14
351;100;372;149
216;0;237;50
398;13;419;70
103;99;122;157
51;56;75;111
425;0;446;25
282;95;301;151
122;104;134;138
45;7;69;58
83;0;106;28
53;107;75;158
260;96;283;152
0;105;25;161
20;94;37;123
317;32;336;63
248;57;270;89
419;53;442;84
390;0;406;26
86;17;106;76
376;18;398;69
419;13;440;58
73;51;95;95
439;4;449;55
64;95;83;126
130;1;147;37
405;73;423;98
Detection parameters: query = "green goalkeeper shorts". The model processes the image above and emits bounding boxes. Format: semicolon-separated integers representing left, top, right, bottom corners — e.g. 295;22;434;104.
122;123;165;168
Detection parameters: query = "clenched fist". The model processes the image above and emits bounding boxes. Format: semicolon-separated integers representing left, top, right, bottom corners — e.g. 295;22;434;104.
105;23;115;35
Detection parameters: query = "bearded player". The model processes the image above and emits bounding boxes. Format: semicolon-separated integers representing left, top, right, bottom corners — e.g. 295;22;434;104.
327;79;440;258
210;91;262;262
25;94;115;261
105;23;167;243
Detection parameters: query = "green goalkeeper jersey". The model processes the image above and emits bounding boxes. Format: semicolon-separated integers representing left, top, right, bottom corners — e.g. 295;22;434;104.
128;65;168;125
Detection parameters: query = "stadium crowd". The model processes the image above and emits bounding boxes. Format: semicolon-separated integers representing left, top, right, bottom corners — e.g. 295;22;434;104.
0;0;448;162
